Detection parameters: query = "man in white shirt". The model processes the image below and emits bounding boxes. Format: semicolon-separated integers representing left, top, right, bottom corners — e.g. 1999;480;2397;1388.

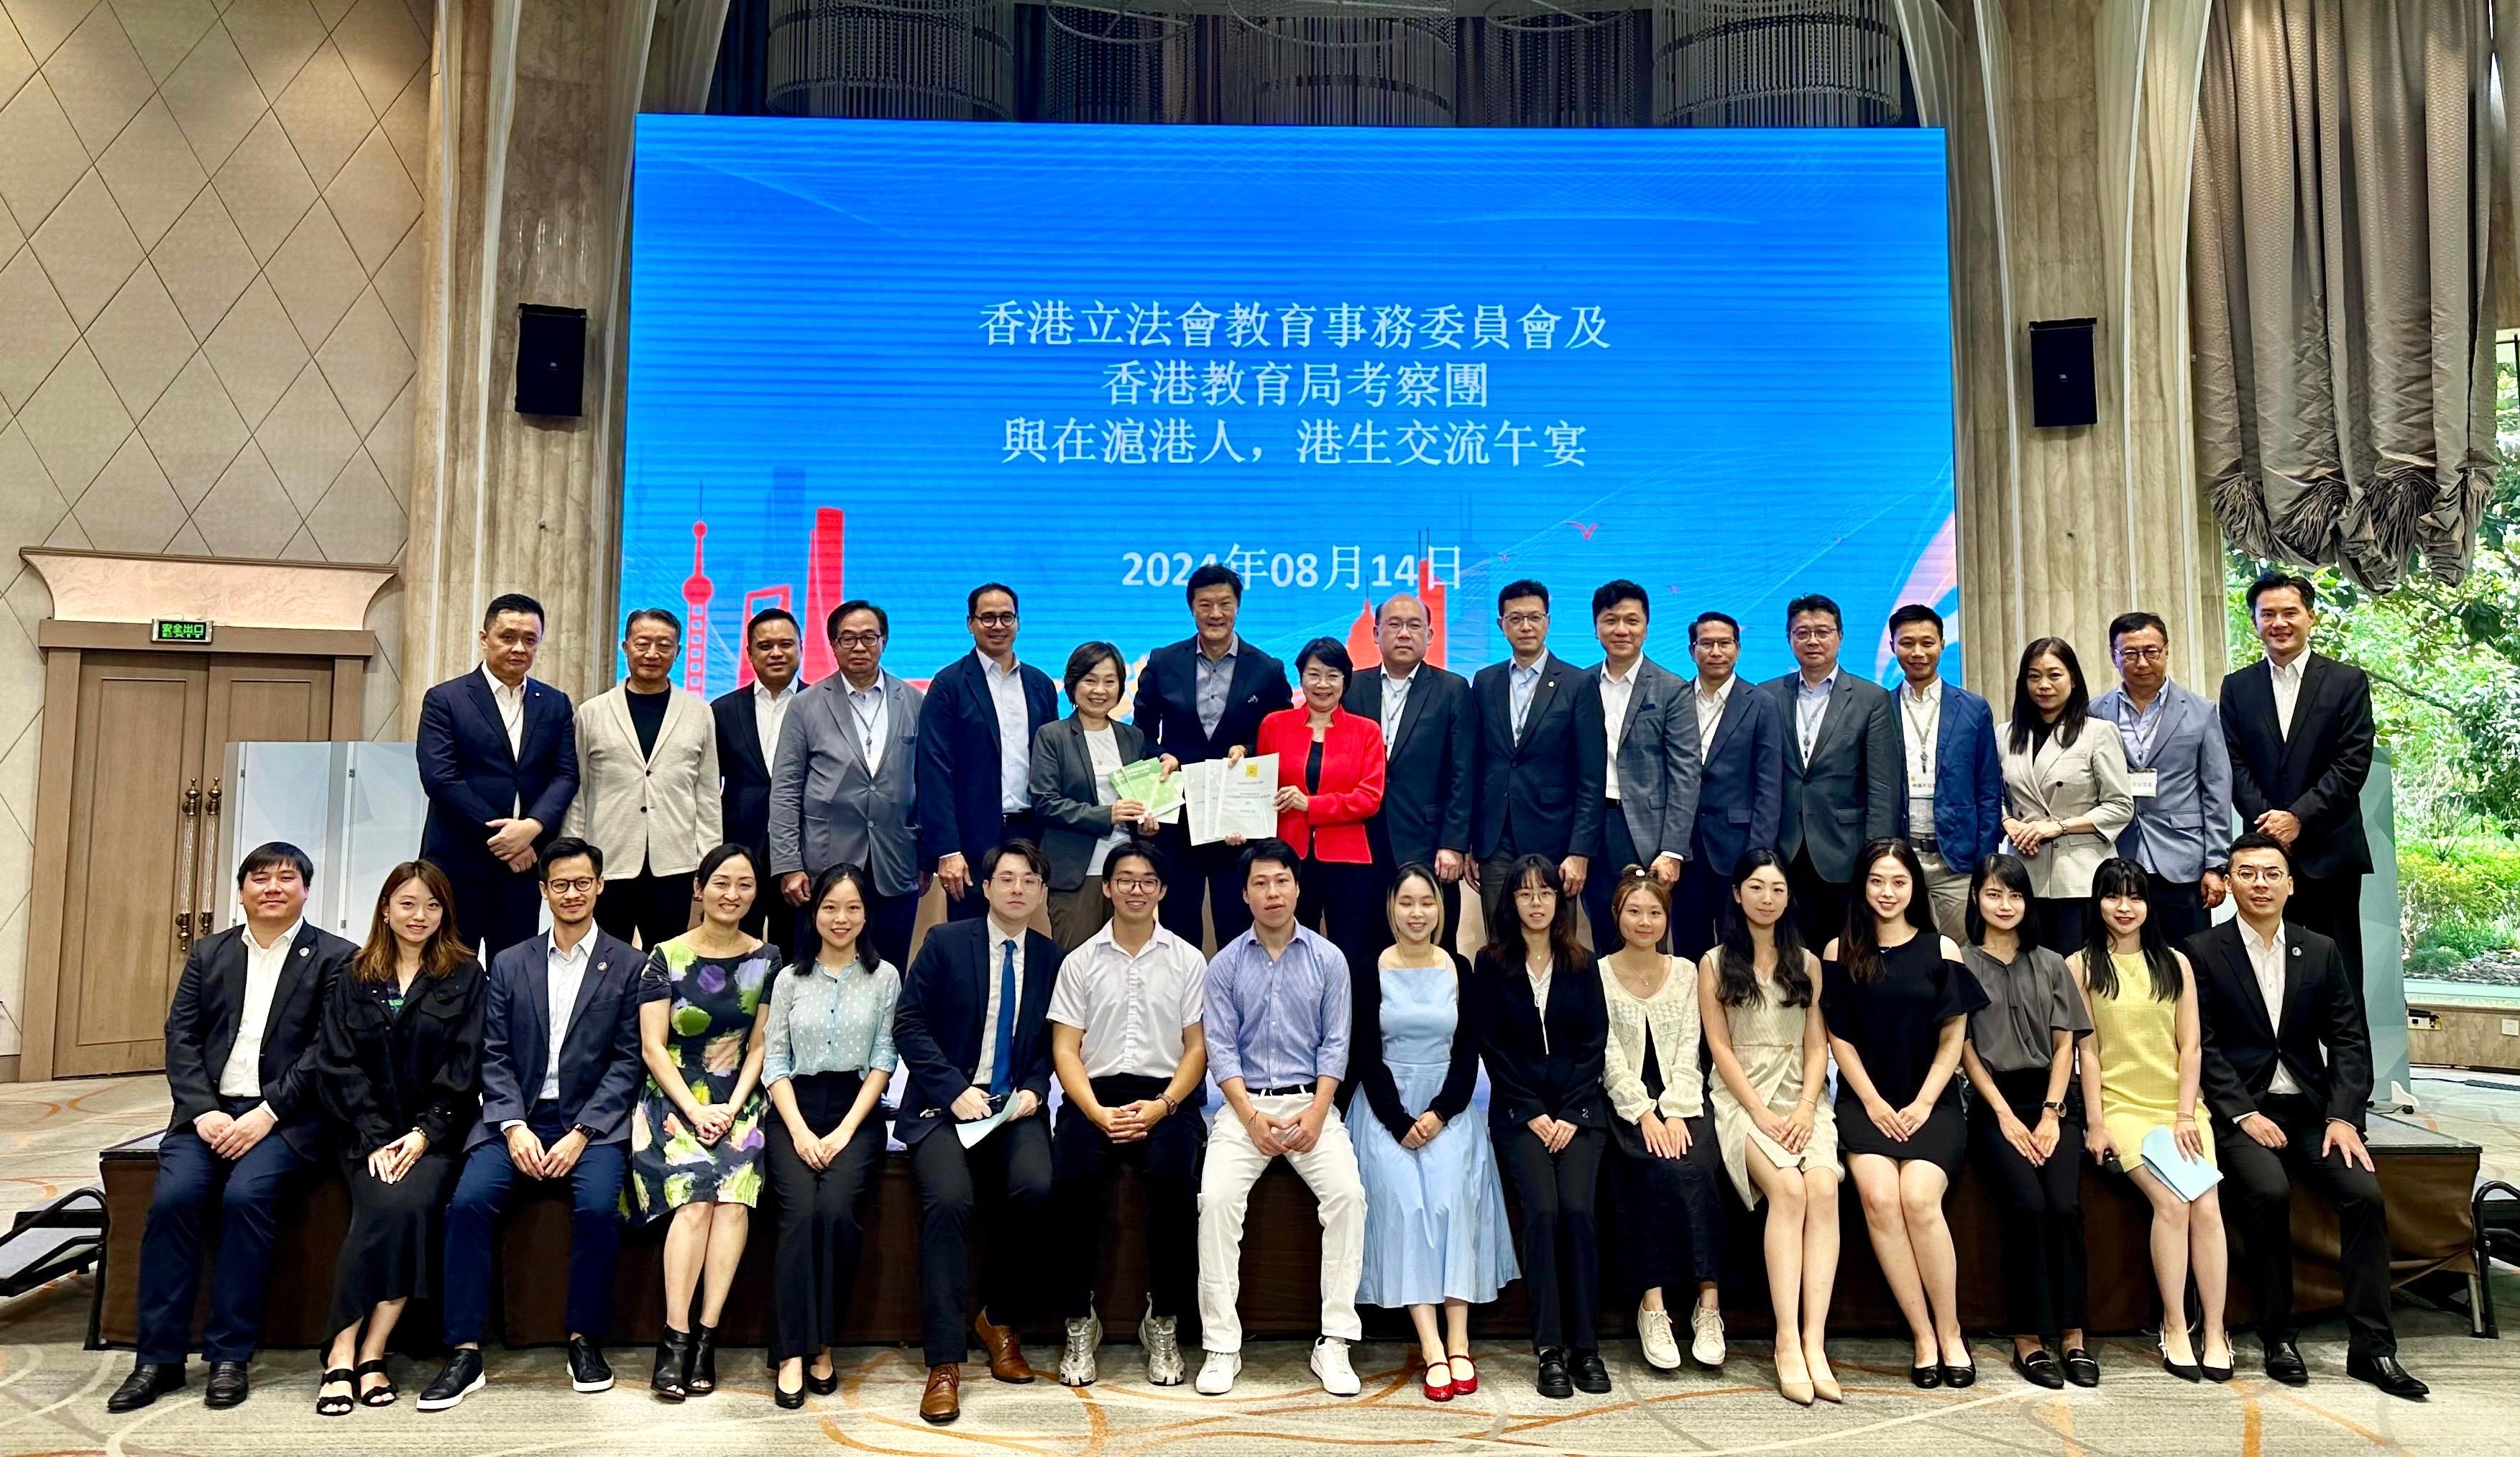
713;607;806;950
1671;612;1784;958
423;838;647;1410
1045;845;1210;1388
1579;580;1697;950
1884;605;2005;942
116;844;357;1414
921;584;1059;925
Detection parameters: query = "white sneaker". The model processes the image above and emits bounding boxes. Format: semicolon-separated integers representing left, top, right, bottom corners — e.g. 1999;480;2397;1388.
1140;1308;1185;1387
1059;1310;1103;1387
1689;1305;1726;1369
1310;1336;1360;1397
1637;1305;1681;1371
1195;1351;1241;1395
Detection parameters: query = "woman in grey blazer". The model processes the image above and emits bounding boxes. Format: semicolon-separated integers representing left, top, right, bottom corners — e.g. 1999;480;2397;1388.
1029;642;1172;949
1998;638;2135;956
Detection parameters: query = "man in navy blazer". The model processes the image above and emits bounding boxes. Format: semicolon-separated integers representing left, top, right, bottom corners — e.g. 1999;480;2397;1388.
1133;565;1292;948
1884;605;2005;942
712;607;806;950
892;840;1064;1423
418;592;579;958
1672;613;1783;958
1760;593;1898;944
2092;611;2233;946
1341;592;1473;954
420;839;644;1410
114;843;356;1413
1469;579;1607;932
919;584;1060;924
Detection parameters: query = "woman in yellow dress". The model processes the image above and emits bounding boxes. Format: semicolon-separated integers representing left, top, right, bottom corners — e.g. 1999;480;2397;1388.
2072;856;2232;1382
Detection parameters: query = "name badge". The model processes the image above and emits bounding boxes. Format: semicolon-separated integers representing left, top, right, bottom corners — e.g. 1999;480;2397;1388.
2129;769;2161;798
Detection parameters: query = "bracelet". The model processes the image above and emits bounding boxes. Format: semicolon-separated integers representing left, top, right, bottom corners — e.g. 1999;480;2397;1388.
2174;1113;2196;1124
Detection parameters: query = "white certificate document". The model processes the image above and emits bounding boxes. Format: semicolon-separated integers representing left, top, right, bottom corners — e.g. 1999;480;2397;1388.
1187;753;1280;846
956;1099;1013;1149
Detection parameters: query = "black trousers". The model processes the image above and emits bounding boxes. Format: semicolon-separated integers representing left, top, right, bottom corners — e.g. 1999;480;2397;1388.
136;1103;308;1364
1297;858;1382;975
2031;896;2089;958
763;1072;888;1360
1970;1069;2087;1336
2287;873;2367;989
2144;873;2211;949
907;1116;1053;1367
737;855;796;961
594;868;693;950
2216;1094;2395;1356
1051;1075;1205;1320
1580;806;1671;954
447;863;543;961
945;813;1042;922
1153;827;1252;950
1787;849;1849;951
1669;853;1726;961
1497;1124;1605;1352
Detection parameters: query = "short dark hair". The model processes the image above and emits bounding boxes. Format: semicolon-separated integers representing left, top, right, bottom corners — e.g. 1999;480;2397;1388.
1689;611;1740;646
2108;610;2169;645
2248;571;2317;613
1886;603;1943;638
237;841;313;887
967;582;1018;616
1103;843;1163;883
827;599;888;641
1063;640;1126;699
694;842;760;892
1496;579;1550;615
1963;852;2036;950
539;835;604;879
982;837;1049;882
746;607;800;645
1239;837;1302;885
624;607;683;640
1295;636;1351;681
2226;829;2293;870
1591;579;1649;620
1184;564;1243;605
1785;593;1841;628
482;592;545;630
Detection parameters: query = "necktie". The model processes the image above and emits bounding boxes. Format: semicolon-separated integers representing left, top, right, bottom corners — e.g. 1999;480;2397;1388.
989;939;1019;1096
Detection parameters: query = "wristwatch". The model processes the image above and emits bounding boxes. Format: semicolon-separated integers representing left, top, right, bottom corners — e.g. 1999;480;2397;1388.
2040;1100;2066;1114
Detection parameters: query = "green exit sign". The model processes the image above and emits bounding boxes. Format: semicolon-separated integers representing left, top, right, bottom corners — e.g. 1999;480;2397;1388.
151;618;213;644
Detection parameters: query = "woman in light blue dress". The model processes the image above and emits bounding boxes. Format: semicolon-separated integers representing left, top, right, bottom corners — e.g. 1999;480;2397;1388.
1347;864;1517;1402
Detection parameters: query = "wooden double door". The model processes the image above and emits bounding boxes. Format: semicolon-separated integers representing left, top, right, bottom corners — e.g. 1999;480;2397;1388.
44;653;339;1077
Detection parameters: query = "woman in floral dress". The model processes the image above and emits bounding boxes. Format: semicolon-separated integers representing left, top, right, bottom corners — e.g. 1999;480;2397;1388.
630;844;773;1402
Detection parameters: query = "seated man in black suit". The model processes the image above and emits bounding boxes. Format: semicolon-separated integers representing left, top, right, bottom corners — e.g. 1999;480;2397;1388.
111;842;358;1412
2187;831;2425;1399
419;837;645;1410
712;607;806;950
893;840;1064;1425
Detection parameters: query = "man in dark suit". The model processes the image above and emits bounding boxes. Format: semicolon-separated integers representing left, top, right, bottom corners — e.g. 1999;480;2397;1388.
920;583;1059;924
1673;612;1783;958
1885;604;2005;942
711;607;806;950
1342;591;1473;954
1760;593;1898;944
111;843;357;1412
417;592;579;958
893;840;1063;1425
1133;564;1292;947
2188;832;2425;1399
1470;579;1606;932
2217;573;2376;980
1579;580;1698;950
420;838;645;1411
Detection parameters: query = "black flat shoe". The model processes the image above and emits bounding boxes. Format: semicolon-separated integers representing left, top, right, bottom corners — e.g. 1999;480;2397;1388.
773;1374;806;1410
417;1349;484;1412
1535;1348;1573;1399
1571;1349;1611;1394
2158;1340;2201;1383
568;1337;614;1394
652;1328;691;1402
354;1359;397;1407
107;1361;184;1412
2346;1351;2429;1401
2010;1349;2064;1389
204;1360;249;1408
1910;1364;1941;1389
688;1323;718;1396
2263;1340;2307;1387
806;1361;840;1397
2061;1348;2100;1387
315;1367;355;1417
1941;1358;1976;1389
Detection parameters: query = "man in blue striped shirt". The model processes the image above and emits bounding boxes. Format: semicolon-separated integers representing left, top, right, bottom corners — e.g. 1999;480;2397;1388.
1192;839;1365;1399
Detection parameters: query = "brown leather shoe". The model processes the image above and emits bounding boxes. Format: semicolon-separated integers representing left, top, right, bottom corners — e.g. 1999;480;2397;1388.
919;1364;961;1424
972;1310;1036;1384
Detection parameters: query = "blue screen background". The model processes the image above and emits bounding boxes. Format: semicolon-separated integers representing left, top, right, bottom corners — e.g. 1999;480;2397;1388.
624;117;1956;691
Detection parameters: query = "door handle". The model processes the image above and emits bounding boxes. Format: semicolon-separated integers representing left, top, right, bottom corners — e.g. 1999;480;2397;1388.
196;776;224;937
173;778;202;954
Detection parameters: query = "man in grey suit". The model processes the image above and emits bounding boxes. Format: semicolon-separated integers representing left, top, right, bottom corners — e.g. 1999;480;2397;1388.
1580;581;1699;950
2091;611;2232;946
770;599;928;970
1760;593;1898;945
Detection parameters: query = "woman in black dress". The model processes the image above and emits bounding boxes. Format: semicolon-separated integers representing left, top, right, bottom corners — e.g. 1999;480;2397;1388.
315;860;486;1415
1821;838;1986;1390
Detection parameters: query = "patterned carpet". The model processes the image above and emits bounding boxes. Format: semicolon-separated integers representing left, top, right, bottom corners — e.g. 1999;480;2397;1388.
5;1074;2520;1455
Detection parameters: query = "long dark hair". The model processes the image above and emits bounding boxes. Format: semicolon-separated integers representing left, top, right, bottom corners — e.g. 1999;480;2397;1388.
354;860;471;984
1839;837;1936;983
2081;856;2181;1002
790;862;879;978
1963;852;2040;951
1716;847;1811;1008
2008;635;2092;755
1482;852;1586;974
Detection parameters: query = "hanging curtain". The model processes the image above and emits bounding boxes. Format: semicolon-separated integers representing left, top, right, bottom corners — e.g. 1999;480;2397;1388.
2189;0;2497;591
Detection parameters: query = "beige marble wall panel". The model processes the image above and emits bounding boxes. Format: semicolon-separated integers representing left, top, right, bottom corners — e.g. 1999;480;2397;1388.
19;546;392;625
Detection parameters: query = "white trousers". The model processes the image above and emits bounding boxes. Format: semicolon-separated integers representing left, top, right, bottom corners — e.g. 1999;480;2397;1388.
1196;1093;1366;1352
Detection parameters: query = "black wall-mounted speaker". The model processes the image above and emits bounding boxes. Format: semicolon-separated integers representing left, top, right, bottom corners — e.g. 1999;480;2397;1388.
2028;317;2097;428
515;304;587;418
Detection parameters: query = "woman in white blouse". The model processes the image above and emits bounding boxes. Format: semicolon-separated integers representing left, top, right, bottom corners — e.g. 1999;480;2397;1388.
1999;638;2135;956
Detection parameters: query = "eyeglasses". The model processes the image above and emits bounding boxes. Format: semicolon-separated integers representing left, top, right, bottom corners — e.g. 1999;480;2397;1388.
2117;646;2167;663
834;631;883;648
1108;876;1162;891
1501;612;1548;629
971;612;1017;628
1790;625;1840;643
1513;886;1556;902
546;877;598;895
1300;669;1345;686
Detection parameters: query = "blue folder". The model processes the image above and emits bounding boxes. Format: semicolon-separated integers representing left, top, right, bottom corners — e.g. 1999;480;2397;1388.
2140;1126;2224;1203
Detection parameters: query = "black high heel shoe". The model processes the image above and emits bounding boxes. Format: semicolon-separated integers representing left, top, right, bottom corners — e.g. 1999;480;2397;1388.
2157;1336;2202;1384
1910;1364;1941;1389
653;1328;691;1402
688;1324;719;1396
773;1364;806;1410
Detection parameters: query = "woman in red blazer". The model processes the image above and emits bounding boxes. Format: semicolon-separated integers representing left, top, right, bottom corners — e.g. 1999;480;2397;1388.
1256;638;1388;970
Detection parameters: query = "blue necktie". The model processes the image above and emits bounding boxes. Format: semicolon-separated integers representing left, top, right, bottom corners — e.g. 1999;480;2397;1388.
989;939;1019;1097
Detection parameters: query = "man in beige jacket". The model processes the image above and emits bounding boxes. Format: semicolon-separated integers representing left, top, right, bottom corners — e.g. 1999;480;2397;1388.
564;608;722;947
